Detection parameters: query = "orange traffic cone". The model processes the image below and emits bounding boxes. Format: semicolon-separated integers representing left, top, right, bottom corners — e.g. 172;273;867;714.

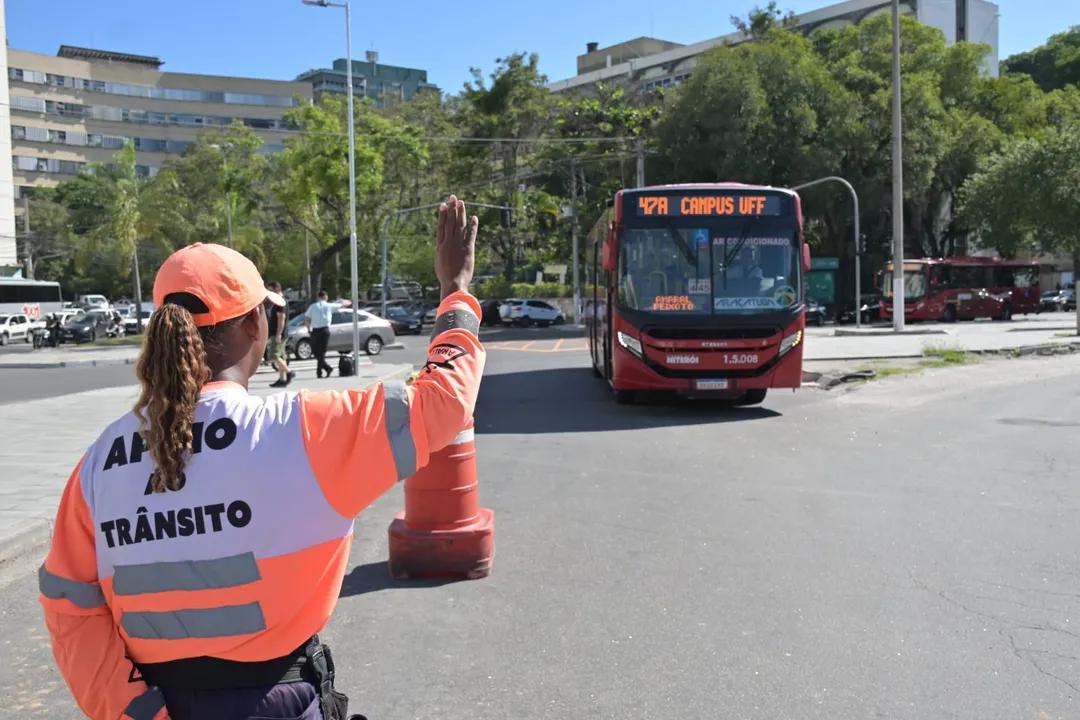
387;419;495;580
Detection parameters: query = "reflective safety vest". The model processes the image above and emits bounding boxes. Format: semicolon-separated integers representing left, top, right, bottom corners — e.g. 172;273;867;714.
38;291;485;720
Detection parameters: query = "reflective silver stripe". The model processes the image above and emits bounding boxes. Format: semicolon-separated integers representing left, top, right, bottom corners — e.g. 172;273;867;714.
113;552;261;596
383;380;417;481
124;687;166;720
451;428;475;445
430;309;480;341
122;602;266;640
38;564;106;609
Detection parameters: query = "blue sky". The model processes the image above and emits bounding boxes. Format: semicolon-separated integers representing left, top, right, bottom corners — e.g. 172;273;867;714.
7;0;1079;94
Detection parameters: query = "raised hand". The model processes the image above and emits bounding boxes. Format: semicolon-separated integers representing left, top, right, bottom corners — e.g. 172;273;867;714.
435;195;478;299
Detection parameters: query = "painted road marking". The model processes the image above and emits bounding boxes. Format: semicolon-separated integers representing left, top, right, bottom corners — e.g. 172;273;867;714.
487;339;589;353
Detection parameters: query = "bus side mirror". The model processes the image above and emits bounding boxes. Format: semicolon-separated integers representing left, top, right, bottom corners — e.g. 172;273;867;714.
602;237;615;272
802;244;811;273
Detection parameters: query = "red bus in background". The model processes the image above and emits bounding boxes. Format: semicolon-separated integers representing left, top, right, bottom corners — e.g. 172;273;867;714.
879;257;1041;323
586;183;811;406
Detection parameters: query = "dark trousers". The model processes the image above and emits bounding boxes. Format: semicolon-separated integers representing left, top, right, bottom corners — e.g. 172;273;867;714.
164;682;322;720
311;327;332;376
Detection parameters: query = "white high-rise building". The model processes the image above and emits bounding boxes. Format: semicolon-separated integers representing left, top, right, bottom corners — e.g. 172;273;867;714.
0;0;17;270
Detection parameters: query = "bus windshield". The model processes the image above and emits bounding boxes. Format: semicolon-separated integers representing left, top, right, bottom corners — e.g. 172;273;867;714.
617;226;801;314
881;269;927;299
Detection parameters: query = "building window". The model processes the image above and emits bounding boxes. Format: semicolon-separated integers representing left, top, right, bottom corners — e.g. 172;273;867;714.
11;93;294;134
11;125;25;140
11;95;46;112
9;67;301;107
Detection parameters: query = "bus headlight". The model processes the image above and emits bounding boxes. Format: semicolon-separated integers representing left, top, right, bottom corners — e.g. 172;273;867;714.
617;331;643;358
778;330;802;356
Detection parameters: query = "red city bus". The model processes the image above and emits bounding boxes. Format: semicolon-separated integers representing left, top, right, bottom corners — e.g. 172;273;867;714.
586;183;811;405
879;257;1041;322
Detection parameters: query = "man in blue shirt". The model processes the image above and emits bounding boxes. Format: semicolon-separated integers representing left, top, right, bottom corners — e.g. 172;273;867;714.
305;290;336;378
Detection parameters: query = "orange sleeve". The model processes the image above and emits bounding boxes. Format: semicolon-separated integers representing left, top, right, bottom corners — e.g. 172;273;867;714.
39;457;169;720
301;290;486;517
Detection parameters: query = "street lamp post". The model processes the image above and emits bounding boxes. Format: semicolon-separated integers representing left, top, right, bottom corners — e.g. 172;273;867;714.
210;143;234;249
890;0;905;331
303;0;361;361
792;176;861;329
381;201;511;319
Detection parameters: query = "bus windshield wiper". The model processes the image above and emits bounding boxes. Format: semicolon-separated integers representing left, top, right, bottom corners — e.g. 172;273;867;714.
664;220;697;265
721;217;762;269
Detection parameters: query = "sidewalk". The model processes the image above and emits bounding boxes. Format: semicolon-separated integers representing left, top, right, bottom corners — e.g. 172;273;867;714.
0;344;402;369
804;321;1078;361
0;362;413;571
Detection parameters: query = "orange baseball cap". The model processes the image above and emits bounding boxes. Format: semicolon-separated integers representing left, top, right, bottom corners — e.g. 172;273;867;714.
153;243;285;327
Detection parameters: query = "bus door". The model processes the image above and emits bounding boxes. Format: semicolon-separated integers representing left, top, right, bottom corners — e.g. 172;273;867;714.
926;264;949;317
947;265;989;319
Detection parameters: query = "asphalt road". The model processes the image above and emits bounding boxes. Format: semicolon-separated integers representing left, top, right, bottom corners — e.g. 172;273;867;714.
2;331;1079;719
0;325;589;404
0;334;436;405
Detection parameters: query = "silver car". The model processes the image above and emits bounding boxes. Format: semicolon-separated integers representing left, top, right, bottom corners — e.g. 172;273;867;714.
286;308;396;361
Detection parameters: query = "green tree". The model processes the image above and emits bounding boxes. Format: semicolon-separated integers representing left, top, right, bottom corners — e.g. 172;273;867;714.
154;123;271;256
273;96;428;295
959;127;1080;332
78;143;182;326
1002;26;1080;93
458;53;556;279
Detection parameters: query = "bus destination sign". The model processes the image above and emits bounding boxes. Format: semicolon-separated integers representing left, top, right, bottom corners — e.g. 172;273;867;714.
632;193;786;218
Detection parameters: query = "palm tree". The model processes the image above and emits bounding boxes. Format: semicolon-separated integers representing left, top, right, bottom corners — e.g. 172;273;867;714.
83;142;184;332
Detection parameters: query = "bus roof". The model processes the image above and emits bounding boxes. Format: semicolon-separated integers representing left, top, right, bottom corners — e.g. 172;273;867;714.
618;183;798;197
0;277;61;285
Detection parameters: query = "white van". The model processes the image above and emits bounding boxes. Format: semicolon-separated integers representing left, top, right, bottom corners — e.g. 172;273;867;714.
77;294;110;310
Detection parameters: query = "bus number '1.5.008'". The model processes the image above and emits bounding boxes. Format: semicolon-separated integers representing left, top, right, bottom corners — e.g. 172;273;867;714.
724;353;759;365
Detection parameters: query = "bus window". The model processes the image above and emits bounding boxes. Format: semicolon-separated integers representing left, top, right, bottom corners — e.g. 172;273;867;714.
949;265;991;289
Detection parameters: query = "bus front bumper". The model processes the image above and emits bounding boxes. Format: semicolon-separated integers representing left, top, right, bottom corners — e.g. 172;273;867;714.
612;338;805;396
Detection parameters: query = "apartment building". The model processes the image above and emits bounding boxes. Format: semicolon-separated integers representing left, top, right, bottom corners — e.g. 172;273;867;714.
549;0;1000;96
8;45;313;203
295;51;438;107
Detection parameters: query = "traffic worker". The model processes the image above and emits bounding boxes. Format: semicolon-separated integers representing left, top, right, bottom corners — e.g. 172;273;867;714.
37;195;485;720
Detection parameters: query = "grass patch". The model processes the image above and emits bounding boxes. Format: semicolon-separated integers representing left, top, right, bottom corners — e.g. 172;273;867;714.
876;366;922;377
921;341;971;365
1053;331;1076;338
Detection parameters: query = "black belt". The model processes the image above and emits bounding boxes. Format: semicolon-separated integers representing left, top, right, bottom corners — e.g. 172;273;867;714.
137;635;363;720
138;638;313;690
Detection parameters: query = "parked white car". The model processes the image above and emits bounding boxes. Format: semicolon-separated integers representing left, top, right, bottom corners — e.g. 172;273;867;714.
121;306;155;334
0;313;33;345
499;298;565;327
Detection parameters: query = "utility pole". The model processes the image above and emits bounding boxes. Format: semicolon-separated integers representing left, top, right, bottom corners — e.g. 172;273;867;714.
890;0;905;331
570;158;581;324
132;246;144;334
22;195;34;279
304;229;312;302
635;139;646;188
210;143;235;248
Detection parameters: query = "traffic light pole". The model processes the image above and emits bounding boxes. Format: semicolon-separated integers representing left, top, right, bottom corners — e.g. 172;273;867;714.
791;176;861;328
381;201;511;318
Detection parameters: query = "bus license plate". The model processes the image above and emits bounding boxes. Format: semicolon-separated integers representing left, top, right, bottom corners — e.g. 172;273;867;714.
696;379;729;390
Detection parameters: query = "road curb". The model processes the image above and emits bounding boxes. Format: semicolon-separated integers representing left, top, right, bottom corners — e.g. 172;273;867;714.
1006;326;1076;333
0;519;53;573
808;354;924;362
832;328;948;337
0;356;139;370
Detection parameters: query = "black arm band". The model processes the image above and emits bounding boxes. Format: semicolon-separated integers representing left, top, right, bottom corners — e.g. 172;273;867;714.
430;309;480;342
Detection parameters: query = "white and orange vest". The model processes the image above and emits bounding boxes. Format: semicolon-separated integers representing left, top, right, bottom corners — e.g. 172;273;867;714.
38;291;485;720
